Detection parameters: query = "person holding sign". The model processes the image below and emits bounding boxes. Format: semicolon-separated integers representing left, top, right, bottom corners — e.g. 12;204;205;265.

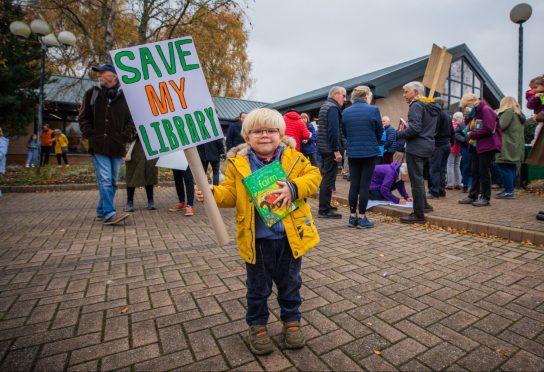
79;64;133;225
396;81;441;224
195;108;321;355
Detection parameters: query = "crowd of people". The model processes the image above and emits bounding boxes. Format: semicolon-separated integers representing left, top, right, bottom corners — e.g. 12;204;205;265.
1;60;542;357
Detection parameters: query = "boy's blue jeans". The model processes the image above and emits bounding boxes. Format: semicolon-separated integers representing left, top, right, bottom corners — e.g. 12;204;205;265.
92;154;122;221
246;237;302;326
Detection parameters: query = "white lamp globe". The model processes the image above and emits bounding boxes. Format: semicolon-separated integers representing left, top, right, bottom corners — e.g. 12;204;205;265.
9;21;31;38
57;31;77;46
30;19;51;35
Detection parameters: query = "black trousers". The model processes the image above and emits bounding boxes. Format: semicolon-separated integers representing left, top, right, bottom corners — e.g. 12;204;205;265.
468;151;494;201
172;168;195;205
348;157;377;214
429;143;450;196
127;185;154;203
56;153;69;165
406;153;428;218
202;160;221;185
318;153;337;213
40;146;51;165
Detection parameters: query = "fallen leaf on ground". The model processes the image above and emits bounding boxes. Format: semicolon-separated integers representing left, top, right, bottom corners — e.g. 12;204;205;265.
373;350;382;356
120;307;129;314
495;347;509;357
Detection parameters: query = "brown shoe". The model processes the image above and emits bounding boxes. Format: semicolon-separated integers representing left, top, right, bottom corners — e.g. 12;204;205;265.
104;213;129;225
283;321;305;349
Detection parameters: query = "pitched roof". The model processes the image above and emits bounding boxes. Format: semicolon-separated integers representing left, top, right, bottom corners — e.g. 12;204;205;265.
212;96;268;121
269;44;504;111
43;75;268;120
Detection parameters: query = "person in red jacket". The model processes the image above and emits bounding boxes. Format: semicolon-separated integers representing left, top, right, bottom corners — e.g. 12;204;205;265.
283;110;310;152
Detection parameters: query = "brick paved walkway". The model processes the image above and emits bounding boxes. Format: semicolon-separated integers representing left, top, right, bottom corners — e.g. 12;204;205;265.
0;188;543;371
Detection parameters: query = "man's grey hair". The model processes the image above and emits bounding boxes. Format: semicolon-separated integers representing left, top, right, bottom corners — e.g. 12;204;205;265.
403;81;426;96
328;86;346;99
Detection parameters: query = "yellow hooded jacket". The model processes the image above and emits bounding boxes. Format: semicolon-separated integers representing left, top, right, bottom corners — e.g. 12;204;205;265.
213;138;321;264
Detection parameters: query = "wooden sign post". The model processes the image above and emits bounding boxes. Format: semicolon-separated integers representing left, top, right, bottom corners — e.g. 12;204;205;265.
110;36;230;246
422;44;453;98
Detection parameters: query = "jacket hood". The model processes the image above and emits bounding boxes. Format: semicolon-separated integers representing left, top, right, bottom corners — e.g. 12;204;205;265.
425;101;442;117
283;111;303;122
390;161;401;173
226;136;297;159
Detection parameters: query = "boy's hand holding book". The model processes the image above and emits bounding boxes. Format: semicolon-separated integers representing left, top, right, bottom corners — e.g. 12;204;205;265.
270;181;292;210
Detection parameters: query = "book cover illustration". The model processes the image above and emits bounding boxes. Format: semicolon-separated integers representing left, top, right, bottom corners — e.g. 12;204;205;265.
242;160;300;227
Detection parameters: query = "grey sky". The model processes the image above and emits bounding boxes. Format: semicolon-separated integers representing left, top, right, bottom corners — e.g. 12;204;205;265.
244;0;541;106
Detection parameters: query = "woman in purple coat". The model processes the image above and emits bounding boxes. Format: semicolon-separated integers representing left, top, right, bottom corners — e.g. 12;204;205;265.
458;93;502;207
369;162;412;204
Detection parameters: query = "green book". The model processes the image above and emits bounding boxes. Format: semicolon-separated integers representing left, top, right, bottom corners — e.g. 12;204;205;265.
242;160;300;227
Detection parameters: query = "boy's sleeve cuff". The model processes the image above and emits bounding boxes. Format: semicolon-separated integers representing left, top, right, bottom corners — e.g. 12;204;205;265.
286;180;298;200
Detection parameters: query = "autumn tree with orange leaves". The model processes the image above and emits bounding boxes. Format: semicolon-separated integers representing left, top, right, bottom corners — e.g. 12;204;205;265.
21;0;252;97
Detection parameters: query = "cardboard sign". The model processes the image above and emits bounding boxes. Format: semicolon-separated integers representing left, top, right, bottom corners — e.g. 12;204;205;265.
110;36;223;160
422;44;453;97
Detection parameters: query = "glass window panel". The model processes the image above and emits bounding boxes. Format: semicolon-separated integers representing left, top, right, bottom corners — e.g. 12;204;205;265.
463;62;474;85
474;87;481;98
474;77;481;88
444;80;449;95
451;81;461;97
463;84;474;95
450;60;462;81
449;96;460;113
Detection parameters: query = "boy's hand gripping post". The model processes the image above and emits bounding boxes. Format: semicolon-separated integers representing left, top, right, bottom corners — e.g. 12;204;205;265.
184;146;230;246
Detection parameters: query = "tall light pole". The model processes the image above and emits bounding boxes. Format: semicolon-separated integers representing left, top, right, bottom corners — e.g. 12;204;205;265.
9;19;76;167
509;3;532;107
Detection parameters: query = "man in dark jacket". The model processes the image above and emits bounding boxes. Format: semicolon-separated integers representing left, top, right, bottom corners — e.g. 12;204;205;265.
197;139;225;185
396;81;441;223
79;64;132;225
381;116;397;164
428;97;454;198
226;112;246;151
317;86;346;218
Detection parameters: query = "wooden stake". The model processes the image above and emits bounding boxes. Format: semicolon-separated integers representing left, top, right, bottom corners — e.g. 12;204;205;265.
184;146;230;246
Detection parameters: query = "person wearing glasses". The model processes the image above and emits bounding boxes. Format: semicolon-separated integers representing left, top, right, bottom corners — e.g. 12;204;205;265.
195;108;321;355
316;86;346;218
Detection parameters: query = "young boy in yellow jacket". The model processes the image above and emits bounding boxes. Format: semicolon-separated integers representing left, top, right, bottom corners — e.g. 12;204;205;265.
196;108;321;355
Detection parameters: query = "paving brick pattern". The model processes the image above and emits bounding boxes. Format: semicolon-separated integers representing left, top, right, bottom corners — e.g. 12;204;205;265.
0;188;543;371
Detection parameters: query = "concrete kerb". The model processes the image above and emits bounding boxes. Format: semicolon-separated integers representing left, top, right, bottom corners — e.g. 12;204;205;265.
330;194;544;246
0;181;175;193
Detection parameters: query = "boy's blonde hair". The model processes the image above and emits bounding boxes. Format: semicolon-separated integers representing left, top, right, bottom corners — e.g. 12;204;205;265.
241;108;286;138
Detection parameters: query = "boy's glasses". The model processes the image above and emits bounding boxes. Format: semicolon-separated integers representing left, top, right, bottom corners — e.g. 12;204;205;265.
249;128;280;137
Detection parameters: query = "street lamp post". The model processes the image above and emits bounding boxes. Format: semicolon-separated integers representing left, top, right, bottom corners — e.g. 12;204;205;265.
9;19;76;167
509;3;532;107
